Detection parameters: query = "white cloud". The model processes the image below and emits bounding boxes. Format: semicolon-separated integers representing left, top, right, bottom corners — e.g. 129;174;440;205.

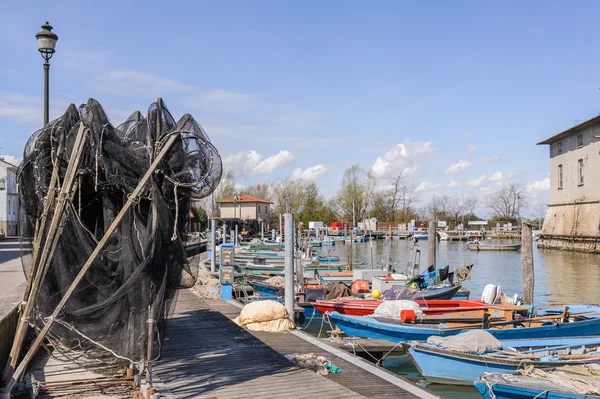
0;155;22;166
467;175;488;188
371;140;435;179
223;150;295;178
0;90;67;125
448;180;462;188
481;154;501;162
191;89;264;113
253;151;295;174
526;177;550;192
466;144;477;154
444;160;472;175
489;172;506;182
99;69;193;97
291;164;328;181
415;181;441;192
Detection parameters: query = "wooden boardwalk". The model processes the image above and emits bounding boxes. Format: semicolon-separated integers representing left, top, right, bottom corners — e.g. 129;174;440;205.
154;289;439;399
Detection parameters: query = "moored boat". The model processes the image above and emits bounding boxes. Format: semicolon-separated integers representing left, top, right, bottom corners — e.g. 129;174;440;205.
475;366;600;399
327;311;600;343
408;335;600;385
314;298;487;317
467;242;521;251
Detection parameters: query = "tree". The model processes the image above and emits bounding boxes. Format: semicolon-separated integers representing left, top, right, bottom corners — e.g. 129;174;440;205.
428;194;450;221
334;165;375;225
213;171;236;217
463;195;478;217
447;194;466;229
485;183;528;222
384;170;419;222
533;202;548;229
245;183;271;200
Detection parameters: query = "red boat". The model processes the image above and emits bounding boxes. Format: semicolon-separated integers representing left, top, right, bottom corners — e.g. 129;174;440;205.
313;299;488;317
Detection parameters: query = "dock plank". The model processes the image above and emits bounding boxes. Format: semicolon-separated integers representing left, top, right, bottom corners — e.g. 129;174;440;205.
155;289;438;399
154;290;364;399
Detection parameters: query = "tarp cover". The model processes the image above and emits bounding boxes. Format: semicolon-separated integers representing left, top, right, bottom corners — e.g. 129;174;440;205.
374;300;423;319
233;300;295;332
427;330;502;354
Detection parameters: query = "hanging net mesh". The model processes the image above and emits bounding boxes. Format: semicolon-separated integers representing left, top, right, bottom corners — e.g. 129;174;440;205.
18;98;222;369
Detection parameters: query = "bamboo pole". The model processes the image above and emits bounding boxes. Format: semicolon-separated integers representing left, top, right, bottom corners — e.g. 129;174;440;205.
521;221;534;305
3;132;179;393
3;125;86;383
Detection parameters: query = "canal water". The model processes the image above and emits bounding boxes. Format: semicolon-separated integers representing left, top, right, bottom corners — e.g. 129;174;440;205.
310;238;600;398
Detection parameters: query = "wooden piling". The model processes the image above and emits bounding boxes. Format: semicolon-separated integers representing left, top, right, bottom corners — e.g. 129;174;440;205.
427;220;436;270
521;221;534;305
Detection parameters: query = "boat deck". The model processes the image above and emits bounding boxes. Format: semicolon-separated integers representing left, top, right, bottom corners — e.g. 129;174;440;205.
154;289;439;399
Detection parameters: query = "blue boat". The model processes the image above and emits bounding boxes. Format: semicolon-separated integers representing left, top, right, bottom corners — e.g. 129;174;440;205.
407;337;600;385
316;255;340;263
327;312;600;343
475;373;599;399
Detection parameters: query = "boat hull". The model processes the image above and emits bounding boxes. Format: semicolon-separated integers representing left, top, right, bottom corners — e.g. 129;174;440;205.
467;243;521;251
328;312;600;343
408;341;600;386
314;299;487;317
474;380;592;399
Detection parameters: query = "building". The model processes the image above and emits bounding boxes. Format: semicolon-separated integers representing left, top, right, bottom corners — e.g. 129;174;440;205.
216;193;272;221
537;116;600;252
0;158;19;237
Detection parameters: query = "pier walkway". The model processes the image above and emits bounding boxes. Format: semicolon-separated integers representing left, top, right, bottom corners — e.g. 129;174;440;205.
155;289;439;399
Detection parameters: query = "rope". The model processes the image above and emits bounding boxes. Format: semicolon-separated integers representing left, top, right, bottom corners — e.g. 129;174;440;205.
95;123;108;191
171;182;180;241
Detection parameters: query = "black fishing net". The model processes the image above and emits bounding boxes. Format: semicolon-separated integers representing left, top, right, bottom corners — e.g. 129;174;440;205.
17;98;222;370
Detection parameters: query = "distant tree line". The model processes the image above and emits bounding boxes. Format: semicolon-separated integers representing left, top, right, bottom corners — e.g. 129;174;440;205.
196;165;541;230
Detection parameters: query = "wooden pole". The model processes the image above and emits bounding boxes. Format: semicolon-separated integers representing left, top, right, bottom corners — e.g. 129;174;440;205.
521;221;534;305
427;220;436;270
3;125;86;382
3;133;180;393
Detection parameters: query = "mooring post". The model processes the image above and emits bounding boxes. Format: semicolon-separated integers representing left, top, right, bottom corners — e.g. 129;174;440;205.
235;225;238;246
211;218;216;273
279;213;283;243
521;220;534;305
284;213;295;320
427;220;436;270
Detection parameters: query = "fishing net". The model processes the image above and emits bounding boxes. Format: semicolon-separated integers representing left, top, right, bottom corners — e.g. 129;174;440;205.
17;98;222;370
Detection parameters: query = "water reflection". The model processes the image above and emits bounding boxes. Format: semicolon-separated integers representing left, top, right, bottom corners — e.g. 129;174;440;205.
316;239;600;306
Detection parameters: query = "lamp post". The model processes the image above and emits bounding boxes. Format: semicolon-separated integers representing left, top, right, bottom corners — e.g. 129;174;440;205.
36;22;58;126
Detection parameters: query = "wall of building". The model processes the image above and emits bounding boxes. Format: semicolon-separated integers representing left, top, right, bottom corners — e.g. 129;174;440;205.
548;134;600;205
219;202;270;220
0;162;18;236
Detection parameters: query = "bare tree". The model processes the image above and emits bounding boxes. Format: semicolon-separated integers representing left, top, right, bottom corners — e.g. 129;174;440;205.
464;195;478;216
428;194;450;221
533;202;548;229
447;194;466;228
485;183;527;221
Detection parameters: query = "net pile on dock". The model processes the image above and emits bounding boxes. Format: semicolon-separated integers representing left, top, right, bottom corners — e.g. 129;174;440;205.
18;98;222;368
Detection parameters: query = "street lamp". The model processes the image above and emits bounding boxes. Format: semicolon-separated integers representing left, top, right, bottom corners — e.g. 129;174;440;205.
36;22;58;126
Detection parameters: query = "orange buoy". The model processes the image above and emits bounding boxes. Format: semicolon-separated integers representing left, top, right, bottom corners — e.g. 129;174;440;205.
400;309;417;323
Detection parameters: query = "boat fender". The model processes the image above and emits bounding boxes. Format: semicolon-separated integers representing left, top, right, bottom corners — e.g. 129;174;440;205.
400;309;417;323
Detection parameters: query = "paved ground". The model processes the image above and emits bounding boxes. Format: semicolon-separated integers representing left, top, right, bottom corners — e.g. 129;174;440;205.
0;238;25;298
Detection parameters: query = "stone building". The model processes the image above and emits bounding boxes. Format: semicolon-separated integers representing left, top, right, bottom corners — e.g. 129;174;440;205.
216;193;272;221
537;116;600;252
0;157;19;237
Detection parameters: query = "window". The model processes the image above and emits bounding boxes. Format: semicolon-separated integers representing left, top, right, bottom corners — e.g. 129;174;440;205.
558;164;563;189
265;205;267;213
557;141;563;155
7;198;10;214
577;134;584;148
578;159;584;186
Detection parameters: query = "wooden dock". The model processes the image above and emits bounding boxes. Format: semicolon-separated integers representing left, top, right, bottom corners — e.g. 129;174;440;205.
154;289;440;399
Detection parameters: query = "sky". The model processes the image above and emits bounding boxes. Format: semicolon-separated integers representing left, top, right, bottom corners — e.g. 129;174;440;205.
1;1;600;217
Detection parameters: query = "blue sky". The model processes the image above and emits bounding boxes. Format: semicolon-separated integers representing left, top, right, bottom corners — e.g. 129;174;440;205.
2;1;600;216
